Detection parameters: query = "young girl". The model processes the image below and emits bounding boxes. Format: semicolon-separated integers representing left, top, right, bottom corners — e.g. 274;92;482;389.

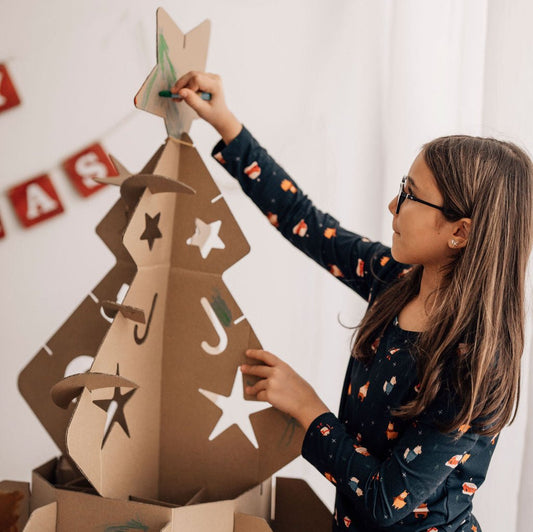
172;71;532;531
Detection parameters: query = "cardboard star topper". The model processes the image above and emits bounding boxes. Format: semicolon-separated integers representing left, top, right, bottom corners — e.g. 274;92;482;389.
134;8;210;138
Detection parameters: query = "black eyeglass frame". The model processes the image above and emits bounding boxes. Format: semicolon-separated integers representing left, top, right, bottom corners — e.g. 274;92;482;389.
396;176;445;215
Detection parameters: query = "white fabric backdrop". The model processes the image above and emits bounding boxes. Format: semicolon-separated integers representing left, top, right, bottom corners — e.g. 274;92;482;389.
0;1;531;530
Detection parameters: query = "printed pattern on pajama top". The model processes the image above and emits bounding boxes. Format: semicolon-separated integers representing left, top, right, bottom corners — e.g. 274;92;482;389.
211;126;498;532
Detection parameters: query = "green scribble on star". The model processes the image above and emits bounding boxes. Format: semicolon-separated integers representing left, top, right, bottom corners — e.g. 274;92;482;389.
211;291;232;327
142;32;177;107
158;32;177;83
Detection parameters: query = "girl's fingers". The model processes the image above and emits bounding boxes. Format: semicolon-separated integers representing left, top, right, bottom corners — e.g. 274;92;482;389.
172;71;221;97
178;88;210;114
245;378;267;397
240;363;272;378
172;71;201;93
256;390;269;402
245;349;278;366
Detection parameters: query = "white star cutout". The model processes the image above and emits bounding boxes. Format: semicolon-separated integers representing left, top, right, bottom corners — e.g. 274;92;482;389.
186;218;225;258
199;371;270;448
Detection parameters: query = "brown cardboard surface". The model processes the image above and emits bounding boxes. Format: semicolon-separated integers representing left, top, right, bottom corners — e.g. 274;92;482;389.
0;480;30;531
234;513;273;532
18;195;137;454
23;502;56;532
18;296;114;454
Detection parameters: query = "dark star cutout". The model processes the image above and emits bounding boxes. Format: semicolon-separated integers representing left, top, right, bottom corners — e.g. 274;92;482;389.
140;212;162;250
93;365;137;449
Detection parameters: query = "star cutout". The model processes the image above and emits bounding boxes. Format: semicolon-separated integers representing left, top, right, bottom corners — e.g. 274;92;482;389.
186;218;225;258
199;371;269;449
93;366;137;449
140;212;162;250
134;8;210;138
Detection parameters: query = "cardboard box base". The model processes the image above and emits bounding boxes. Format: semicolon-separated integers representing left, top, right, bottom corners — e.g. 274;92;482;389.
25;457;272;532
14;458;332;532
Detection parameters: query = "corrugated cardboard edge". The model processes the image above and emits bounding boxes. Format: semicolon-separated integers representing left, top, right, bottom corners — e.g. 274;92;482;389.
22;502;56;532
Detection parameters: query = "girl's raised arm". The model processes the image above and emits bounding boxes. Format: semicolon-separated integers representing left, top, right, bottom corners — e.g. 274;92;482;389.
175;71;407;303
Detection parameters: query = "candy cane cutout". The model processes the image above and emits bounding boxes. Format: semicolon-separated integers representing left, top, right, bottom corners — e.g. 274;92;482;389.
200;297;228;355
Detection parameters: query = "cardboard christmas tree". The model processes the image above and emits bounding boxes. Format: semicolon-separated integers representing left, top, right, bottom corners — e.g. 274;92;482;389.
8;8;333;531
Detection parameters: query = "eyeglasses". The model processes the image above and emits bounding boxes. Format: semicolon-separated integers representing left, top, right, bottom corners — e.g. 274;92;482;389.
396;176;445;215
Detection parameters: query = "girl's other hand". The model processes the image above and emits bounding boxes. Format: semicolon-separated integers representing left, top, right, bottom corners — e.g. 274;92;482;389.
172;71;242;144
241;349;330;431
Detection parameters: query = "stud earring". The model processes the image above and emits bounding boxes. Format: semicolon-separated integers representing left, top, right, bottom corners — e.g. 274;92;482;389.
451;239;458;248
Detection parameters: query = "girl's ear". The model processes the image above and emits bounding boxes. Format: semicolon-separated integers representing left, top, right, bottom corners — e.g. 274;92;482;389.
449;218;472;249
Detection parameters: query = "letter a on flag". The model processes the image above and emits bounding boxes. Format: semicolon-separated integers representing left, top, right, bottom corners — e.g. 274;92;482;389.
8;174;64;228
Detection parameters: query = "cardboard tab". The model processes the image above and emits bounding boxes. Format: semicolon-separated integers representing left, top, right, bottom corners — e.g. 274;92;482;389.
101;301;146;323
51;372;138;409
94;154;132;187
120;173;195;209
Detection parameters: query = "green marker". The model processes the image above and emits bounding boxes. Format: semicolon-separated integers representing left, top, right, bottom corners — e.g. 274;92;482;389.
158;90;212;101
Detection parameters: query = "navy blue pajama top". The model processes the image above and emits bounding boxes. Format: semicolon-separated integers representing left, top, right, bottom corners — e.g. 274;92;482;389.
211;126;497;532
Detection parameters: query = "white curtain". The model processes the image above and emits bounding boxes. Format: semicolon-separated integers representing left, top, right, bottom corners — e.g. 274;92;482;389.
0;1;531;530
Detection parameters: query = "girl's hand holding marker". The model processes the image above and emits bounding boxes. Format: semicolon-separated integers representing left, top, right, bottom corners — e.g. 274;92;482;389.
168;71;243;145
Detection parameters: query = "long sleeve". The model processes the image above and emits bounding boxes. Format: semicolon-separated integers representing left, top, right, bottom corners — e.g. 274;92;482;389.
212;126;404;302
302;409;482;528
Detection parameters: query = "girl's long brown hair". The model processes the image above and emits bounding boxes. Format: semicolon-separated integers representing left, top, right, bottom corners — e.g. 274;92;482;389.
353;135;533;436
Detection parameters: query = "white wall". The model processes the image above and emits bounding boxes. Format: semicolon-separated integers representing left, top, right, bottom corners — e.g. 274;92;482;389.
0;1;529;531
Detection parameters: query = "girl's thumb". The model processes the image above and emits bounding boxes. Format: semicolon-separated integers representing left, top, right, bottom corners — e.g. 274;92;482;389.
179;88;207;115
